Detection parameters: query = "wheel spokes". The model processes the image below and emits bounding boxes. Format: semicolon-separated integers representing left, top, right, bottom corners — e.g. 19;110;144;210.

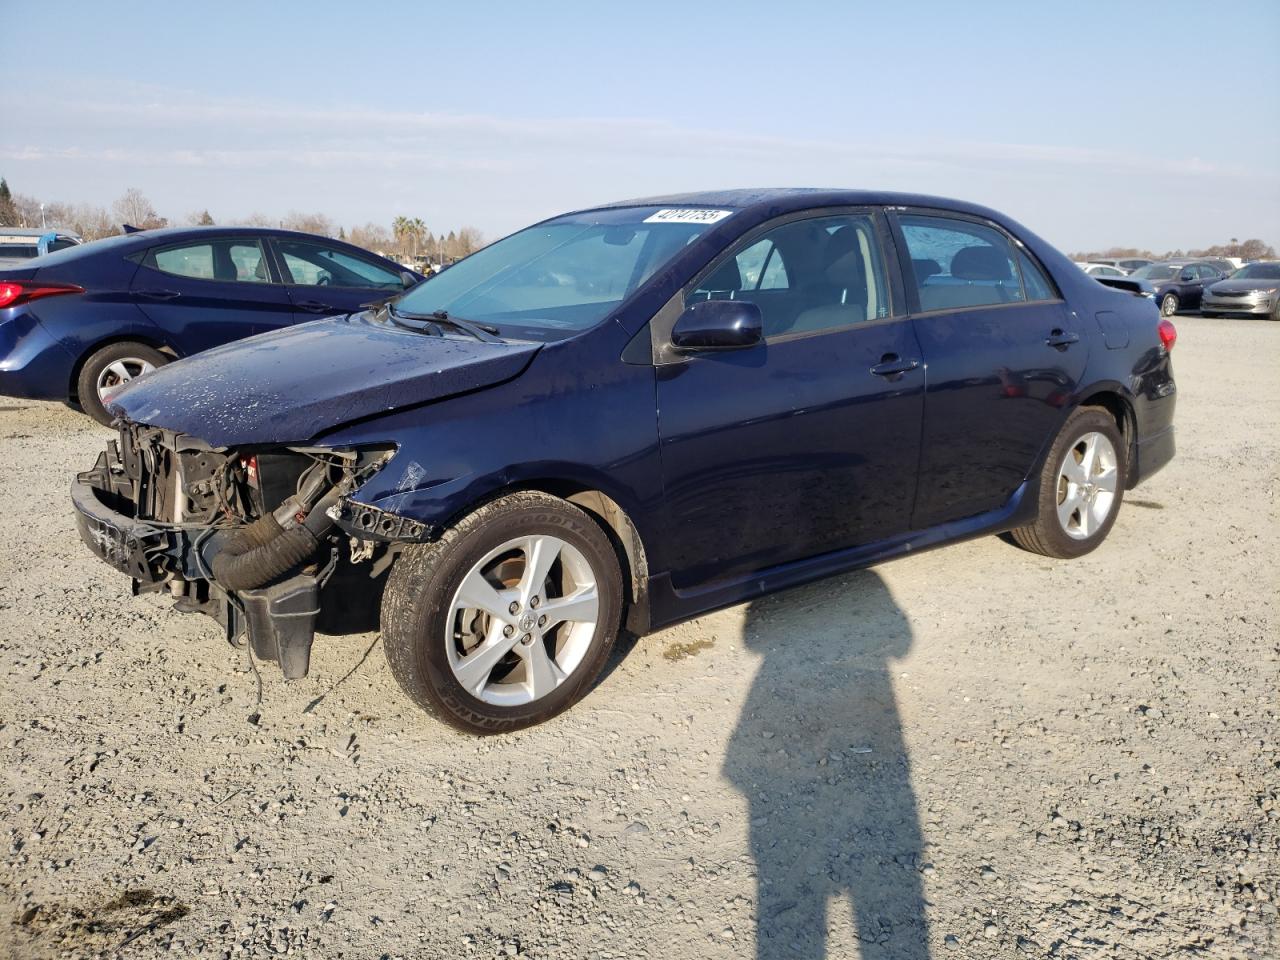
453;623;519;695
1057;491;1084;532
519;535;562;602
1061;453;1088;485
521;639;566;700
1078;435;1099;478
537;586;599;632
455;568;512;621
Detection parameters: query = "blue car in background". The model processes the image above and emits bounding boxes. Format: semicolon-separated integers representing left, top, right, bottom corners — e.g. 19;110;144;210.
0;226;421;424
0;228;82;265
70;189;1178;733
1128;259;1230;317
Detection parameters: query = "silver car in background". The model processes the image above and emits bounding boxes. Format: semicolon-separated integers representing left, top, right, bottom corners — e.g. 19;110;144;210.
1200;261;1280;320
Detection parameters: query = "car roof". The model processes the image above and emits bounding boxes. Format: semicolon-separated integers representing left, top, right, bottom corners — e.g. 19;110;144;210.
119;225;333;242
574;187;1013;223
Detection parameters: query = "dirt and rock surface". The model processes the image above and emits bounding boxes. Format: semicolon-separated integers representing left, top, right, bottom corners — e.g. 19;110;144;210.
1;315;1276;959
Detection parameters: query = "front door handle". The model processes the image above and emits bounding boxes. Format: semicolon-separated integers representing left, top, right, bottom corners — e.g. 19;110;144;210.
296;300;336;313
869;354;921;378
137;288;180;300
1045;329;1080;348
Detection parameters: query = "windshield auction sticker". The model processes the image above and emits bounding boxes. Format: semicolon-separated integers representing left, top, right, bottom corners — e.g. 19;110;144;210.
643;209;734;225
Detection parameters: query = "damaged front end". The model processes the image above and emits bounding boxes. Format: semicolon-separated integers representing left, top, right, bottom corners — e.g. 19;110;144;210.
71;422;422;678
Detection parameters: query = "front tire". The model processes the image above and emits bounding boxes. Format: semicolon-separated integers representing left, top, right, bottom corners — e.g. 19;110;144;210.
381;492;623;734
1160;293;1179;317
76;341;168;427
1009;407;1127;559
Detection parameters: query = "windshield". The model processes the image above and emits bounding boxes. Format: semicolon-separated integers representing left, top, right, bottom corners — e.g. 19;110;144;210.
1131;264;1176;281
396;206;733;336
1232;262;1280;280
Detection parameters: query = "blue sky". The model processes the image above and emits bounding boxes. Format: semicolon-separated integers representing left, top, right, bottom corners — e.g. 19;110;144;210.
4;0;1278;252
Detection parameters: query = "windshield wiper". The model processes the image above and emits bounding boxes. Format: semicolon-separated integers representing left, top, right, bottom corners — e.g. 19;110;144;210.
386;304;503;342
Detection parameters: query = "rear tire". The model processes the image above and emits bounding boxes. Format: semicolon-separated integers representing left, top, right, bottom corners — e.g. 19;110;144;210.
1009;407;1127;559
381;492;623;734
76;341;168;427
1160;293;1179;317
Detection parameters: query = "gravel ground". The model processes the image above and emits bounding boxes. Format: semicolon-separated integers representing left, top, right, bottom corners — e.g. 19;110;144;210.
1;315;1276;960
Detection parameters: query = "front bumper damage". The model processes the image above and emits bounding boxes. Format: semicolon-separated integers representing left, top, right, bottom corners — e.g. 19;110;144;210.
71;423;418;679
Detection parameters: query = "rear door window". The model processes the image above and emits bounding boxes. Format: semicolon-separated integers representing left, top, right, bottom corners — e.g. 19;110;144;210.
898;215;1025;311
1016;250;1058;300
148;239;269;282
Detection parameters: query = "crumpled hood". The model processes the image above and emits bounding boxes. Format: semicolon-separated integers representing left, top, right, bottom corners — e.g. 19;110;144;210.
107;312;541;446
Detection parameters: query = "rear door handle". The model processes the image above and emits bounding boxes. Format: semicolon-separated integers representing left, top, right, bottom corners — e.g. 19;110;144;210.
1045;329;1080;348
869;354;921;378
138;289;180;300
296;300;336;313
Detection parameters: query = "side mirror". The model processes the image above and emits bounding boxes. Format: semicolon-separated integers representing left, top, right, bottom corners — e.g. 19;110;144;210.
400;271;418;289
671;299;763;351
1179;271;1194;282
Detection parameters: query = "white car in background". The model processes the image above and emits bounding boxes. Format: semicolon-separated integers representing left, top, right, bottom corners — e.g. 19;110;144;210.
1075;262;1130;278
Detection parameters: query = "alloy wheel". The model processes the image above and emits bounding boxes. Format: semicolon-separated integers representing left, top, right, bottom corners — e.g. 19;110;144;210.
1161;294;1178;317
96;357;156;402
445;534;599;706
1055;431;1119;540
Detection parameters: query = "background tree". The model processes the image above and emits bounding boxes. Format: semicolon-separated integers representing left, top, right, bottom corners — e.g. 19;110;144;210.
0;177;16;226
113;187;166;229
392;215;411;256
348;222;393;254
280;211;334;236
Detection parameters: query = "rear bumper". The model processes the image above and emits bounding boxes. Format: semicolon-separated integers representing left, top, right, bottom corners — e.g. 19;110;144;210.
1132;425;1175;486
0;312;76;400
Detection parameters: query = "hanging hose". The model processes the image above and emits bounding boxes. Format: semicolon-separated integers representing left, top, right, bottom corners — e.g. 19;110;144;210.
209;478;345;592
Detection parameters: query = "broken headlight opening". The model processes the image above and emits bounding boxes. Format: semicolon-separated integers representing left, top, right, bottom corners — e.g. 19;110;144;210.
73;422;402;680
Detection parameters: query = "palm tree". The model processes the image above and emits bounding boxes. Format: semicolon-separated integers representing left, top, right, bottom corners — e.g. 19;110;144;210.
391;216;411;257
409;217;426;258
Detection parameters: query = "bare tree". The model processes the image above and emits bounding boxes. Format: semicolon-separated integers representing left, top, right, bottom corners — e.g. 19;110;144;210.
455;226;485;257
113;187;165;229
280;211;335;237
11;193;42;227
183;209;215;226
347;221;393;255
238;212;275;227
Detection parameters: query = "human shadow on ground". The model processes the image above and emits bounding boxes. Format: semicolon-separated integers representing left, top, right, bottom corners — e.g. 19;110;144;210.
723;569;929;959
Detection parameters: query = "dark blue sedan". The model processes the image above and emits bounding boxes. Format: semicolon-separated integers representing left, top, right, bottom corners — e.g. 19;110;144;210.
0;226;419;424
71;189;1177;732
1128;259;1230;317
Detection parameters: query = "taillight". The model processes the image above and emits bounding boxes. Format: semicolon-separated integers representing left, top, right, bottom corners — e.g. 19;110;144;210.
1157;318;1177;351
0;280;84;309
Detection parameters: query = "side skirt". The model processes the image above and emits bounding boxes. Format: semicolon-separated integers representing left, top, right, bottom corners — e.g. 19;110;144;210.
643;478;1040;632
